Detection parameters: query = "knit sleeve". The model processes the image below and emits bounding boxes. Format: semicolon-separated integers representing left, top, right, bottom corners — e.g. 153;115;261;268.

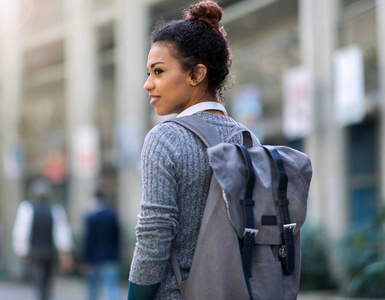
129;123;181;285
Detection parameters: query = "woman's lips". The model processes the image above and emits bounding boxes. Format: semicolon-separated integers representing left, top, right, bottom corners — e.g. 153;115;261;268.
149;95;160;106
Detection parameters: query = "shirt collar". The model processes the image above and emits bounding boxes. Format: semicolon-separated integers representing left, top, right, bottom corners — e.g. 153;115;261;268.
177;102;228;118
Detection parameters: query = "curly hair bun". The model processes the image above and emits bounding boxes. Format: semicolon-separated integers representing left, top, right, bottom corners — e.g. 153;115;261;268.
184;1;223;32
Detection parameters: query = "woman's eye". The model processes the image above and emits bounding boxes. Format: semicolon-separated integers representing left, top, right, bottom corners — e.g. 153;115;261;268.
154;69;163;75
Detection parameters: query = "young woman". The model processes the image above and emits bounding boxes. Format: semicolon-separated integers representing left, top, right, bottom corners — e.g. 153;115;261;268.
128;1;240;299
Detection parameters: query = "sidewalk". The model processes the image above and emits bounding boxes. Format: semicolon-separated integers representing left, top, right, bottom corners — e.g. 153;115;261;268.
0;276;381;300
0;276;128;300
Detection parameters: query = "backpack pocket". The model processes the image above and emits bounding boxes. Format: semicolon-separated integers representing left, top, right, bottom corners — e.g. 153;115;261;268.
249;240;300;300
249;261;283;299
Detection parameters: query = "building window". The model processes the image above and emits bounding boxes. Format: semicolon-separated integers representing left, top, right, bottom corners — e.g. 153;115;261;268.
347;119;379;225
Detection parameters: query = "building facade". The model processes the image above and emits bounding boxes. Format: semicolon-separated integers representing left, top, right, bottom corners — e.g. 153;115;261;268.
0;0;384;286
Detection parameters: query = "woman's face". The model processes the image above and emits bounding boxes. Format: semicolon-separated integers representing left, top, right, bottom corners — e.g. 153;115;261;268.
144;43;195;116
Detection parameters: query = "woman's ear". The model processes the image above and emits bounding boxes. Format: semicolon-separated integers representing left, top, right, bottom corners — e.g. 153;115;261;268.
190;64;207;86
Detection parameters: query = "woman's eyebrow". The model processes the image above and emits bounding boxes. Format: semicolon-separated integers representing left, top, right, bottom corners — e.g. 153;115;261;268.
150;62;165;69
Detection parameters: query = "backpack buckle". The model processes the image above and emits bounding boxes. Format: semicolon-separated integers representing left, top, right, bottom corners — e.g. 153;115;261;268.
243;228;259;238
283;223;296;232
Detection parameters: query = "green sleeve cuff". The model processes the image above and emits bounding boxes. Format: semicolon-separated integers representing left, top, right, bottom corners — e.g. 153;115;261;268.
127;281;161;300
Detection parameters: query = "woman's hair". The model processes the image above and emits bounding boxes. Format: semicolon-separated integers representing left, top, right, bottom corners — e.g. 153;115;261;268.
151;1;232;101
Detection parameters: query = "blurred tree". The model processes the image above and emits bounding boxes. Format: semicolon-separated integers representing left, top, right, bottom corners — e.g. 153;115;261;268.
300;225;337;290
336;205;385;298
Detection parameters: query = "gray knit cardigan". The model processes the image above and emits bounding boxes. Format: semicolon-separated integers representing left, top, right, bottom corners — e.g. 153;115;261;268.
129;111;241;299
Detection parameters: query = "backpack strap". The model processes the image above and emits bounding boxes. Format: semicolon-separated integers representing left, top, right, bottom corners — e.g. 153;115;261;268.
263;146;295;276
236;144;257;281
234;144;260;300
166;115;220;147
167;115;221;286
235;144;257;300
226;126;259;148
167;115;261;149
170;247;183;286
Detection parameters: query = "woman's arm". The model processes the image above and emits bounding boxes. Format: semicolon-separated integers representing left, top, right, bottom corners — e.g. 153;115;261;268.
129;124;181;287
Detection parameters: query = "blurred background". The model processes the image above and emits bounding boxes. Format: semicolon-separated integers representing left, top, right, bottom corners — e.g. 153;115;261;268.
1;0;385;298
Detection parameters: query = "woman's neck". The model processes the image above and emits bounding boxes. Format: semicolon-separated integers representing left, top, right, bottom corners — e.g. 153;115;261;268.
204;109;226;116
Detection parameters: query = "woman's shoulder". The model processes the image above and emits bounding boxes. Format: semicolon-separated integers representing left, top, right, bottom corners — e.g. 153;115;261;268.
144;113;240;148
142;120;197;159
147;120;180;136
145;120;194;145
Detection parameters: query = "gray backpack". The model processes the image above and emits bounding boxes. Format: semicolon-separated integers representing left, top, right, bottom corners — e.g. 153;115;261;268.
168;115;312;300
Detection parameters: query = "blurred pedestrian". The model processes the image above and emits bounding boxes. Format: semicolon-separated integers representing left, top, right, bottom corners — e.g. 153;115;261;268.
127;1;234;299
81;187;120;300
12;177;74;300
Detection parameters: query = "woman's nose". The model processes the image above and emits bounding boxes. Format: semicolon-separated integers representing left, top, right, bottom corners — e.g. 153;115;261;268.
143;77;154;91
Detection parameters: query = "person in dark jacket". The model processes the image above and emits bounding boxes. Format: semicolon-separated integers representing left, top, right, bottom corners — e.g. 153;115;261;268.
82;187;120;300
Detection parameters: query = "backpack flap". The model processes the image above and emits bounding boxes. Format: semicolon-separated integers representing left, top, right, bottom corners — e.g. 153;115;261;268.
207;143;312;245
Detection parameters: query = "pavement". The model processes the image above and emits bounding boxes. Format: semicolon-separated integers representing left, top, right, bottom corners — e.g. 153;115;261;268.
0;276;381;300
0;276;128;300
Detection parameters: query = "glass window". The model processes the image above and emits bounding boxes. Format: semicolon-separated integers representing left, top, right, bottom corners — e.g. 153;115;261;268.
347;120;379;225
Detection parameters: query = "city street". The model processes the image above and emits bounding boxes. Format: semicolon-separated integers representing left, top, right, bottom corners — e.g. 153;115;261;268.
0;276;128;300
0;276;366;300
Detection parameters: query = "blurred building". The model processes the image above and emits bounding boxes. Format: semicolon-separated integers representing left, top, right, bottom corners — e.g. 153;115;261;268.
0;0;384;286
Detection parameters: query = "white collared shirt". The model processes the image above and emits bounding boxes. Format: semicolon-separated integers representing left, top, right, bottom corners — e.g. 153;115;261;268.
177;102;228;118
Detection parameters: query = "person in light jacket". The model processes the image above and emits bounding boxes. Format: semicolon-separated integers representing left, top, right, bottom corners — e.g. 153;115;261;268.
13;178;73;300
